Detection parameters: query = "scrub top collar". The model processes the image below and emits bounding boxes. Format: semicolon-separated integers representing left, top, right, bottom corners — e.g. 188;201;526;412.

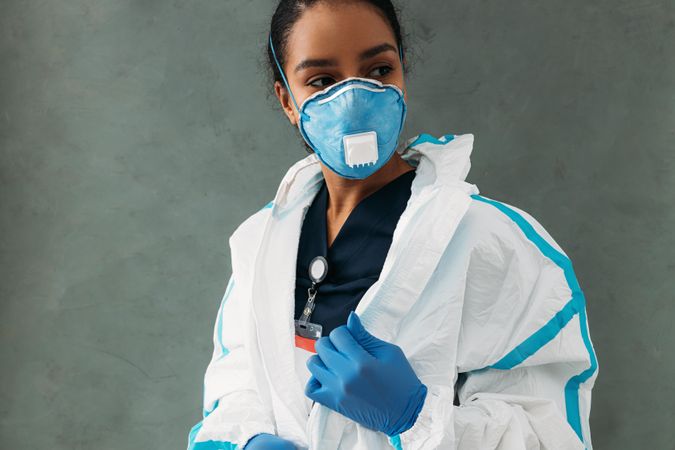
317;168;416;258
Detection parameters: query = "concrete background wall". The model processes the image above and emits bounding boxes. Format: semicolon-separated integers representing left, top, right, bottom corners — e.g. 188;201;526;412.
1;0;673;448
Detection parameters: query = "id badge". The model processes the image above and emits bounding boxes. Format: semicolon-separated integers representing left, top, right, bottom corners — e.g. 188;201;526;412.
294;320;322;353
294;256;328;353
295;320;322;340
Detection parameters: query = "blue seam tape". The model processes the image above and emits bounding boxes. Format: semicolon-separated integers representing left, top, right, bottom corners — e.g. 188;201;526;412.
389;434;403;450
408;133;455;148
470;194;598;446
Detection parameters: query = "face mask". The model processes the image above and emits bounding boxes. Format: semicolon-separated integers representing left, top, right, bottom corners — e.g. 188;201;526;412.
269;36;407;180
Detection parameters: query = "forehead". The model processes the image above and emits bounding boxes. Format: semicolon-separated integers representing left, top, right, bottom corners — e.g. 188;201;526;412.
285;2;398;65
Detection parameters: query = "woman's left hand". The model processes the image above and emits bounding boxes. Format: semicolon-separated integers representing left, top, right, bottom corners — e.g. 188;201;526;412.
305;311;427;437
243;433;296;449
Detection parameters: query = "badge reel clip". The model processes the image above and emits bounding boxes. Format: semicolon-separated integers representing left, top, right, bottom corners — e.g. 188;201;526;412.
295;256;328;341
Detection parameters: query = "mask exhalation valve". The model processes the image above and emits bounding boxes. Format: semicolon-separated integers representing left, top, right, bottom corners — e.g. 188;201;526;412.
343;131;379;167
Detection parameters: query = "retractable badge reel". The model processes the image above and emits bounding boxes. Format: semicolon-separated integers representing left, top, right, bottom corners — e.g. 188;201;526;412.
295;256;328;341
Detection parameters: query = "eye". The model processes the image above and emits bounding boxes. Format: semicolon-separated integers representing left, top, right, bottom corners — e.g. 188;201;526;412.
308;76;336;88
367;65;393;78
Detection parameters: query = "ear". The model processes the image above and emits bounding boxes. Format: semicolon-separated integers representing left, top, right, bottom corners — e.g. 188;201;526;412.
274;80;298;126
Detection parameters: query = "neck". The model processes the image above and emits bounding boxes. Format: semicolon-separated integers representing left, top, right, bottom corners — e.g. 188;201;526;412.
321;152;415;217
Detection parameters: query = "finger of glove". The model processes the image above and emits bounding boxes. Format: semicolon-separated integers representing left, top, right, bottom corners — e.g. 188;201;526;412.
328;325;371;364
305;375;322;398
305;376;332;407
306;354;335;387
315;335;350;372
347;311;389;356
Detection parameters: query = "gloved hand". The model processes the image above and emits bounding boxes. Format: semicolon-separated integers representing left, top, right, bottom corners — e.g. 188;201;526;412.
305;311;427;437
243;433;296;449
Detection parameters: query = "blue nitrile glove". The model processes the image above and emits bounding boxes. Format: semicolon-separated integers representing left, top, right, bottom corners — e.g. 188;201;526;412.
305;311;427;437
243;433;296;449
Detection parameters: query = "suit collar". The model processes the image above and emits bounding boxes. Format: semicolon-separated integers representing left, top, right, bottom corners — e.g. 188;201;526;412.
269;133;478;215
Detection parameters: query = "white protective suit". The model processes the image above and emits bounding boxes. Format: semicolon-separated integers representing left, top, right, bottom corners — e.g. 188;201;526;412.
187;133;598;450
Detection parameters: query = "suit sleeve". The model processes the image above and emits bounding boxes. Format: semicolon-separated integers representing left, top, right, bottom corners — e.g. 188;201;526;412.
186;272;276;450
394;200;598;450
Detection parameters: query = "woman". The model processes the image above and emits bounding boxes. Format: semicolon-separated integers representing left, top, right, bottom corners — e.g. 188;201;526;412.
187;1;598;449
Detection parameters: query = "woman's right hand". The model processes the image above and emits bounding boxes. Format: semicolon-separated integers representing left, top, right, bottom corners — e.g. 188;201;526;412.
243;433;296;449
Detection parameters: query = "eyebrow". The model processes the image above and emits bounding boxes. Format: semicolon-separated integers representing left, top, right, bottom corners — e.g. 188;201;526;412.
293;42;398;73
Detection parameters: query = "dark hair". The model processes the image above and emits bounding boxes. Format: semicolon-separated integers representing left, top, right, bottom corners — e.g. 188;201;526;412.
266;0;409;87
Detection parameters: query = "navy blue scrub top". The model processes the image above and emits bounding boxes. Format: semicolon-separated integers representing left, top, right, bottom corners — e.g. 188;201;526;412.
294;168;416;336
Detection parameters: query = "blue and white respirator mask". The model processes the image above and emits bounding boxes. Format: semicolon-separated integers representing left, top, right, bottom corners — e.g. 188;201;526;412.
269;36;407;180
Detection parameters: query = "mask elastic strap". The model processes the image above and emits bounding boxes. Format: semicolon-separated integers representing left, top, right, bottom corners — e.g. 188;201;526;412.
399;45;404;71
269;35;308;121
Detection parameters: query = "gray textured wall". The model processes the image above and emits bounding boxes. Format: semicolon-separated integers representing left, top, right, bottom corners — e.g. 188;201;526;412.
1;1;673;449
